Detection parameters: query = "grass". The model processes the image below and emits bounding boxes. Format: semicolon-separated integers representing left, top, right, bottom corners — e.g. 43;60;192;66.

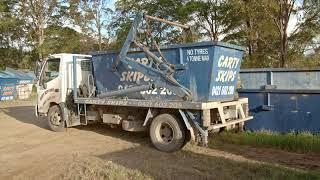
58;156;153;180
180;147;320;180
210;130;320;154
212;156;320;180
231;160;320;180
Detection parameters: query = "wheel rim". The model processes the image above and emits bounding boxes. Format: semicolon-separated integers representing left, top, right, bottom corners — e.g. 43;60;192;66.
158;122;174;143
50;111;62;126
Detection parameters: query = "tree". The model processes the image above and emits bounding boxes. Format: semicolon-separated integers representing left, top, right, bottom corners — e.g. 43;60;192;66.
262;0;301;67
263;0;320;67
42;26;83;55
0;0;26;69
230;0;320;68
270;0;295;67
186;0;242;41
110;0;195;48
17;0;67;61
68;0;113;51
289;0;320;58
227;0;280;68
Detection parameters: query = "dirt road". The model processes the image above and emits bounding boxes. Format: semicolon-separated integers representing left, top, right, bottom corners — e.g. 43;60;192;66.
0;101;319;180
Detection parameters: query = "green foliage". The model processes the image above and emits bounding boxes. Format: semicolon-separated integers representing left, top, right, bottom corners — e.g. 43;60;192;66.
42;26;82;55
186;0;243;41
0;0;25;69
0;0;319;69
110;0;198;47
68;0;113;51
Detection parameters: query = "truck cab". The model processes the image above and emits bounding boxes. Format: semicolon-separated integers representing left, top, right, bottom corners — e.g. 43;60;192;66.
35;54;91;117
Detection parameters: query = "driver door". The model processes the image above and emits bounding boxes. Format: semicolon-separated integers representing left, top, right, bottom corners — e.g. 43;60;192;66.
36;58;61;116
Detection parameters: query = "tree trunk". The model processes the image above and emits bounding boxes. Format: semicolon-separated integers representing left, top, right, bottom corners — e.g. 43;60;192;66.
246;19;253;57
280;30;288;67
278;0;294;67
38;26;45;61
98;29;102;51
243;0;253;57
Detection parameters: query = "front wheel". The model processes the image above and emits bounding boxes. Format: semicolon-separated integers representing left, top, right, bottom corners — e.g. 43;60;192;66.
47;105;65;132
149;114;186;152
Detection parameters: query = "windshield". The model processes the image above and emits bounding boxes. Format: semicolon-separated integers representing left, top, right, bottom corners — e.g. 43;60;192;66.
40;58;60;84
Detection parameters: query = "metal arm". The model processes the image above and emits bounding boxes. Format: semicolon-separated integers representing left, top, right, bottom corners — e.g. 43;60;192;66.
113;12;192;100
144;15;190;29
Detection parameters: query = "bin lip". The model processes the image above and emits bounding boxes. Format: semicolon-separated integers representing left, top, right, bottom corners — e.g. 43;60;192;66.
241;68;320;72
91;41;245;56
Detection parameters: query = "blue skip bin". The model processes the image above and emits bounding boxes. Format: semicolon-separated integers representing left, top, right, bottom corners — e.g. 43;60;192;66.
239;68;320;133
92;41;244;102
0;80;17;101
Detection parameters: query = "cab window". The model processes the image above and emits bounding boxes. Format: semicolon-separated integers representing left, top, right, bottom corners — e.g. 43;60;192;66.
41;58;60;84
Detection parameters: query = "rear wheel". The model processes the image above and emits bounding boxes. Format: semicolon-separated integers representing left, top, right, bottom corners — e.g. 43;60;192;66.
149;113;186;152
47;105;65;132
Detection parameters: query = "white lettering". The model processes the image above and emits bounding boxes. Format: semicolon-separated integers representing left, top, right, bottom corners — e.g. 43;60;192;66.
186;48;209;62
211;86;235;96
217;55;240;69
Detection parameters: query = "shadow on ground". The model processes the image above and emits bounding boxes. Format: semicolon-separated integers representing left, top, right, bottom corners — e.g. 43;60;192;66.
96;145;318;180
1;105;149;145
76;124;151;146
0;106;49;129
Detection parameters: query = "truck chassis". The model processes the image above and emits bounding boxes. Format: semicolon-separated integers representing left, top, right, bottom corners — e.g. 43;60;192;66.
60;95;252;151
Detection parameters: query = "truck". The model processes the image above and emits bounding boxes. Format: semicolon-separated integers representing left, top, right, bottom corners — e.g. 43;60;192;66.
35;13;253;152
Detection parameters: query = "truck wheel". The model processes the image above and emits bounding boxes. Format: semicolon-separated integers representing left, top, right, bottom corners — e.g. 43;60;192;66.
48;105;65;132
150;114;186;152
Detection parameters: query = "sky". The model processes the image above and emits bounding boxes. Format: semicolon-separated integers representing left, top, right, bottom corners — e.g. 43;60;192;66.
288;0;304;35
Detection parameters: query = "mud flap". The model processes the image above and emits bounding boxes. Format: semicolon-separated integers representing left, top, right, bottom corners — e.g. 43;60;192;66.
179;110;208;146
59;103;81;128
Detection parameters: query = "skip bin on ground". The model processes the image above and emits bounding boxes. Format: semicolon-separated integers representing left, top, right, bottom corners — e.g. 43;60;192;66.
239;68;320;133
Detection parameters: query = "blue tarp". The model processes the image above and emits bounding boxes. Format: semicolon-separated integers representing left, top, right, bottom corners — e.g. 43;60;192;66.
4;67;35;84
0;68;35;101
0;71;18;101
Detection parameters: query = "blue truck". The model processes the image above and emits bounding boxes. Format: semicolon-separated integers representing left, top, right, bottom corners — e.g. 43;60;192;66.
35;13;252;152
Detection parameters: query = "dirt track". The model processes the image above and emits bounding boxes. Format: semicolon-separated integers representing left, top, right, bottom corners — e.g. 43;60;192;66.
0;101;319;180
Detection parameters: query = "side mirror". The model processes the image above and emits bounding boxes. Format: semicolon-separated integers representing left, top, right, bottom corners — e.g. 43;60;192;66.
43;83;47;89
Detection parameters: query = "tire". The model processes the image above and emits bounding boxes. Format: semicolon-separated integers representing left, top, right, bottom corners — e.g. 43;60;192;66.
149;113;186;152
47;105;65;132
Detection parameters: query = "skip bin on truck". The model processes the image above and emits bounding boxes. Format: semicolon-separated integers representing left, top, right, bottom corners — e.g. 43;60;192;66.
35;13;253;152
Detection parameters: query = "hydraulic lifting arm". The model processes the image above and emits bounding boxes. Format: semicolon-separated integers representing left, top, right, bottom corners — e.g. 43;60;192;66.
106;12;192;100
